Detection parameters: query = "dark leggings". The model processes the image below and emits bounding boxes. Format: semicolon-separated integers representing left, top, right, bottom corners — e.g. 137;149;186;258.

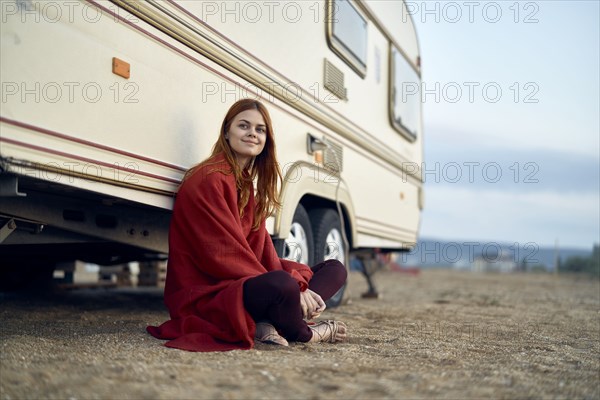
243;259;347;342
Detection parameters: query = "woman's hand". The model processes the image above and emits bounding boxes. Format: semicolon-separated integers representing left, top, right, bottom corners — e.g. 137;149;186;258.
300;289;326;320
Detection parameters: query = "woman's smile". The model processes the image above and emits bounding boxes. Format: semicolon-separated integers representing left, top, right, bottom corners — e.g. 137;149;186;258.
226;109;267;168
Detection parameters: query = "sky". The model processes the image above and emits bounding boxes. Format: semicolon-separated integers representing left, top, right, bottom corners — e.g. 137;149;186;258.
410;0;600;249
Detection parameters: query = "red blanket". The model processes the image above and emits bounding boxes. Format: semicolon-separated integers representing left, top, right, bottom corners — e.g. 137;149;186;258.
147;153;313;351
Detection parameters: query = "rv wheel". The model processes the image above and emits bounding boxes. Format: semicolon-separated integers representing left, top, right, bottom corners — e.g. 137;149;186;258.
310;208;348;307
284;204;314;266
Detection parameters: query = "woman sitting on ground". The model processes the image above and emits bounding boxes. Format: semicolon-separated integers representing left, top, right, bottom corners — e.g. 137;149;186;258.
147;98;348;351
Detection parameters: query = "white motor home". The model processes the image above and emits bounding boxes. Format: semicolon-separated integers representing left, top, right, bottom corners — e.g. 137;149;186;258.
0;0;423;301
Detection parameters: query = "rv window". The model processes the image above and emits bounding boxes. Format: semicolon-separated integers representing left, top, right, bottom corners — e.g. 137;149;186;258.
390;46;420;141
327;0;367;77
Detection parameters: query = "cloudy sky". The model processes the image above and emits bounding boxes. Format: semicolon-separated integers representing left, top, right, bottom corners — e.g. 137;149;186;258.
411;0;599;249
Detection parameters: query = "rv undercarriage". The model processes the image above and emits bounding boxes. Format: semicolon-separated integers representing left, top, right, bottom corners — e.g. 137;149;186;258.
0;170;170;287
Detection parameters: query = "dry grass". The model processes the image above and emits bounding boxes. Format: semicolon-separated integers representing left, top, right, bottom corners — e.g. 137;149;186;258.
1;269;598;399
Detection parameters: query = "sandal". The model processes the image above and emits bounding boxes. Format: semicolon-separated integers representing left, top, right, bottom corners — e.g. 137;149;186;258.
309;320;347;343
254;322;289;346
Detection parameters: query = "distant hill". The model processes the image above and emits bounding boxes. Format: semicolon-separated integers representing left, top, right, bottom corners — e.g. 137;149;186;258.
398;237;594;271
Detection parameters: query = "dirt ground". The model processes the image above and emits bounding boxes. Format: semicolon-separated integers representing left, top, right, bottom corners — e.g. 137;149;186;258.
1;269;598;399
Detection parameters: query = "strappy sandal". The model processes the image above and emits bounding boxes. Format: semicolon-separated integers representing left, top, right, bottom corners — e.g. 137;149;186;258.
254;322;289;346
309;320;346;343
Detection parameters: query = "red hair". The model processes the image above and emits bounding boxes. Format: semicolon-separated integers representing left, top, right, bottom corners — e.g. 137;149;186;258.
183;99;282;230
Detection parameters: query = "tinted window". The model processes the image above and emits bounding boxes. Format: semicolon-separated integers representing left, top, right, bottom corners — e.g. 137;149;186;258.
329;0;367;77
391;47;420;140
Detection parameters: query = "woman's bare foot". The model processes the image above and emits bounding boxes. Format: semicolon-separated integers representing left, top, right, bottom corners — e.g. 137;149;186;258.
308;320;347;343
254;322;289;346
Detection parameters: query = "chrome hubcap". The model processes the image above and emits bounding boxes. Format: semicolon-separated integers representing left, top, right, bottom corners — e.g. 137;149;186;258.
324;228;345;263
284;222;310;264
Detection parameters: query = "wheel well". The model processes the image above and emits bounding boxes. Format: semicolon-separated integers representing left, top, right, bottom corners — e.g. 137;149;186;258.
298;194;353;250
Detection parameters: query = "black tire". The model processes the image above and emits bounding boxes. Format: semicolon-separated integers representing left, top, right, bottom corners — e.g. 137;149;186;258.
283;204;314;267
310;208;348;307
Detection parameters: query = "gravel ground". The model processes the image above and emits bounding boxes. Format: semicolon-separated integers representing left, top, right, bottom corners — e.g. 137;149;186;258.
1;269;599;399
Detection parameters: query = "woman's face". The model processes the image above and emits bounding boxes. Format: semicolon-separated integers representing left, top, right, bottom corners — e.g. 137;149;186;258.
226;109;267;169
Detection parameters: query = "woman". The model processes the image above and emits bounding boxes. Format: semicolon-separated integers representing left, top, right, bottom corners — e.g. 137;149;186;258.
147;99;348;352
